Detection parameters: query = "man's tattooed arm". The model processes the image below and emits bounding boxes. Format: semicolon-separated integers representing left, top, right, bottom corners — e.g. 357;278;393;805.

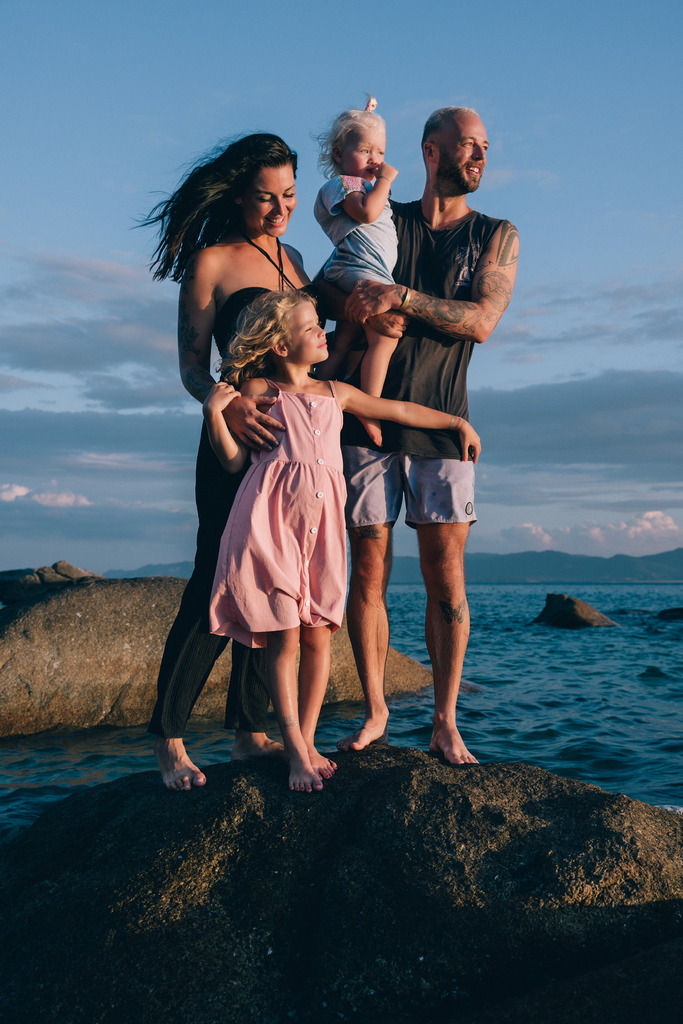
402;221;519;343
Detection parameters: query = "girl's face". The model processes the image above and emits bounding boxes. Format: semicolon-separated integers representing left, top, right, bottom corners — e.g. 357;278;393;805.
281;302;328;366
333;128;386;181
236;164;297;239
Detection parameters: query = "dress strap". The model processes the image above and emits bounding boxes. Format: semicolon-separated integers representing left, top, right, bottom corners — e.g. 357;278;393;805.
238;233;297;291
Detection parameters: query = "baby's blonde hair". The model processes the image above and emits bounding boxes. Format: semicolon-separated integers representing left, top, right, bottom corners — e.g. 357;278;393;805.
316;98;386;178
221;290;317;385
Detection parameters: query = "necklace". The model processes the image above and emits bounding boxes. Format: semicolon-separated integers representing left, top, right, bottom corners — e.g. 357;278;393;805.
239;233;296;291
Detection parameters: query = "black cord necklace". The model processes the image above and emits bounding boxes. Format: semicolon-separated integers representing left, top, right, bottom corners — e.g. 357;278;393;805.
239;233;296;290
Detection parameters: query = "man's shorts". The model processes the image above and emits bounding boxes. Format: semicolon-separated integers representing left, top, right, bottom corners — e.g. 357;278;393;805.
342;446;477;529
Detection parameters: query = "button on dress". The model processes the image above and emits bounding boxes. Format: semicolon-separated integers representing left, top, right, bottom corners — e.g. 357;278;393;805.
209;381;346;647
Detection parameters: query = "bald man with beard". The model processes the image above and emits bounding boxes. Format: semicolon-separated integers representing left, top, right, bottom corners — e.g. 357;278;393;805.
337;107;519;764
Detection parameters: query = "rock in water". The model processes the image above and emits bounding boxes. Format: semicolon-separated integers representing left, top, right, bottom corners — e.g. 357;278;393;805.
0;578;431;736
533;592;618;629
1;749;682;1024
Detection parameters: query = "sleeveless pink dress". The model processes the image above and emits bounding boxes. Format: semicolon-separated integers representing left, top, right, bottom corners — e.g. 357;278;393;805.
209;381;347;647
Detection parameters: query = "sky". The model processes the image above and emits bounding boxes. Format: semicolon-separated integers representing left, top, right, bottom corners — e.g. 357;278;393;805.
1;0;682;572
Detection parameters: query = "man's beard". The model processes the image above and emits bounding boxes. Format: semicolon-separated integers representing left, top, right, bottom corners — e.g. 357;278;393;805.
436;152;483;195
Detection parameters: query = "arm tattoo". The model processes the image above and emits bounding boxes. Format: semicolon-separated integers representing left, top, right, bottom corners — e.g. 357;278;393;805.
439;600;467;625
178;297;201;356
184;367;215;401
495;223;519;267
407;292;483;337
476;271;512;313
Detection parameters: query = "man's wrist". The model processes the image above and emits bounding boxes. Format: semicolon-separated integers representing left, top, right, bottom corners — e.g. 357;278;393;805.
398;286;412;311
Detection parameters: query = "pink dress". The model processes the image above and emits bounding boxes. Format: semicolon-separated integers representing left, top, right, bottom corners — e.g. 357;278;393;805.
209;381;347;647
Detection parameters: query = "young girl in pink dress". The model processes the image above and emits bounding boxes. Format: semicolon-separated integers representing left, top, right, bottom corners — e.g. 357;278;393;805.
204;290;481;794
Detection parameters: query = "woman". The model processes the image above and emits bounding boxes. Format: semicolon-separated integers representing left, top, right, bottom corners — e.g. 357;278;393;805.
144;133;310;790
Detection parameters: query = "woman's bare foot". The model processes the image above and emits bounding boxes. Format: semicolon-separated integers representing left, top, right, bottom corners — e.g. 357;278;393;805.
154;737;207;791
429;721;478;765
231;730;285;760
336;711;389;752
308;746;337;779
288;754;324;792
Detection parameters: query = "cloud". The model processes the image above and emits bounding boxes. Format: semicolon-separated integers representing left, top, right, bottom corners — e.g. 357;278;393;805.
471;369;683;476
494;510;683;557
0;247;183;412
30;490;92;507
0;483;30;502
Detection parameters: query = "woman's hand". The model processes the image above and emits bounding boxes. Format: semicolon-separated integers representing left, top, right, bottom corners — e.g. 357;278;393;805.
451;418;482;463
223;393;285;450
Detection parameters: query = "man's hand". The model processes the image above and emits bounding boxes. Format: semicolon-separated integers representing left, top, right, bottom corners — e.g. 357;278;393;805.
345;281;403;324
223;394;284;450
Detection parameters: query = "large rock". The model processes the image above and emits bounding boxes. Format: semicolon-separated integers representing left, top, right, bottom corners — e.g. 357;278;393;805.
533;592;618;629
1;749;682;1024
0;578;431;737
0;560;103;604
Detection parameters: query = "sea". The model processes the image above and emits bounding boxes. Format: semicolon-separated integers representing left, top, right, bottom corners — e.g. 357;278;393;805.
1;582;682;837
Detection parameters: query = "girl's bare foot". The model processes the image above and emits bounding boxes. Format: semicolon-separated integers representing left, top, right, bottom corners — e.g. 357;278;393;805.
231;730;285;760
154;737;207;791
288;753;324;792
336;710;389;751
429;721;478;765
308;746;337;779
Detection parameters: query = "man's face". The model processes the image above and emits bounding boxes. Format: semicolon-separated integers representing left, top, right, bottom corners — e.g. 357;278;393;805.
433;114;488;196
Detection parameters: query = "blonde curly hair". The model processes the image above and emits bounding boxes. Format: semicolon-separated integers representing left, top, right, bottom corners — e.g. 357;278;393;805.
316;101;386;179
221;290;317;385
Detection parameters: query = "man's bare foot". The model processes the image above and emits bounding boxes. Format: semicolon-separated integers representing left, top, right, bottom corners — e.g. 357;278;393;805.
288;754;324;793
336;712;389;752
429;722;478;765
231;730;285;760
154;736;207;791
308;746;337;779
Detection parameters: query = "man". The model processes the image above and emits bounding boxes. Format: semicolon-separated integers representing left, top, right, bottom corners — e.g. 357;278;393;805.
337;107;518;764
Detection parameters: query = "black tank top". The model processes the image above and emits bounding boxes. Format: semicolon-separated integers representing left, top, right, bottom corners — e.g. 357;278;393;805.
342;202;507;457
213;287;270;358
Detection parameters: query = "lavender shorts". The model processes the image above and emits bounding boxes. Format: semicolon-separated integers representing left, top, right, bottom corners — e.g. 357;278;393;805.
342;446;476;529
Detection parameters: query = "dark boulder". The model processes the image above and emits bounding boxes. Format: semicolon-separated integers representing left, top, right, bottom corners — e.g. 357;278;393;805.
0;578;431;737
533;593;618;629
657;607;683;621
1;749;682;1024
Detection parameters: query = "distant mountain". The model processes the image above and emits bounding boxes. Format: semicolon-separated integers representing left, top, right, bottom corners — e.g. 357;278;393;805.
392;548;683;584
105;549;683;585
105;561;194;579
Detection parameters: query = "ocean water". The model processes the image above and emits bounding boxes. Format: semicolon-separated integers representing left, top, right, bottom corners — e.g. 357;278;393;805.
1;583;682;837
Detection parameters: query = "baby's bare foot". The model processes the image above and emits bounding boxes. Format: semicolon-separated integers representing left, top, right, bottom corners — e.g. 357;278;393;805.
154;737;207;791
336;712;389;752
232;730;284;760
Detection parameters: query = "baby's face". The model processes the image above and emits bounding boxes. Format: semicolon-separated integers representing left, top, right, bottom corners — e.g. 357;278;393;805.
334;128;386;181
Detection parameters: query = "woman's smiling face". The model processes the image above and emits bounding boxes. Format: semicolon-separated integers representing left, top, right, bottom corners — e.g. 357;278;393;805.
237;164;297;239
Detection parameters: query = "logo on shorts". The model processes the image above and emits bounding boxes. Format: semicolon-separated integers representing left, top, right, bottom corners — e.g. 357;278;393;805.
465;502;474;516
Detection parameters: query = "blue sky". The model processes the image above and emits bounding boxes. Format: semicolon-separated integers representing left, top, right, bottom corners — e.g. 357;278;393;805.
1;0;682;571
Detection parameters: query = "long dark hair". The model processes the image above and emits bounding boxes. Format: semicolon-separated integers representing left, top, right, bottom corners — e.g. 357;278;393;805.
143;133;298;282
